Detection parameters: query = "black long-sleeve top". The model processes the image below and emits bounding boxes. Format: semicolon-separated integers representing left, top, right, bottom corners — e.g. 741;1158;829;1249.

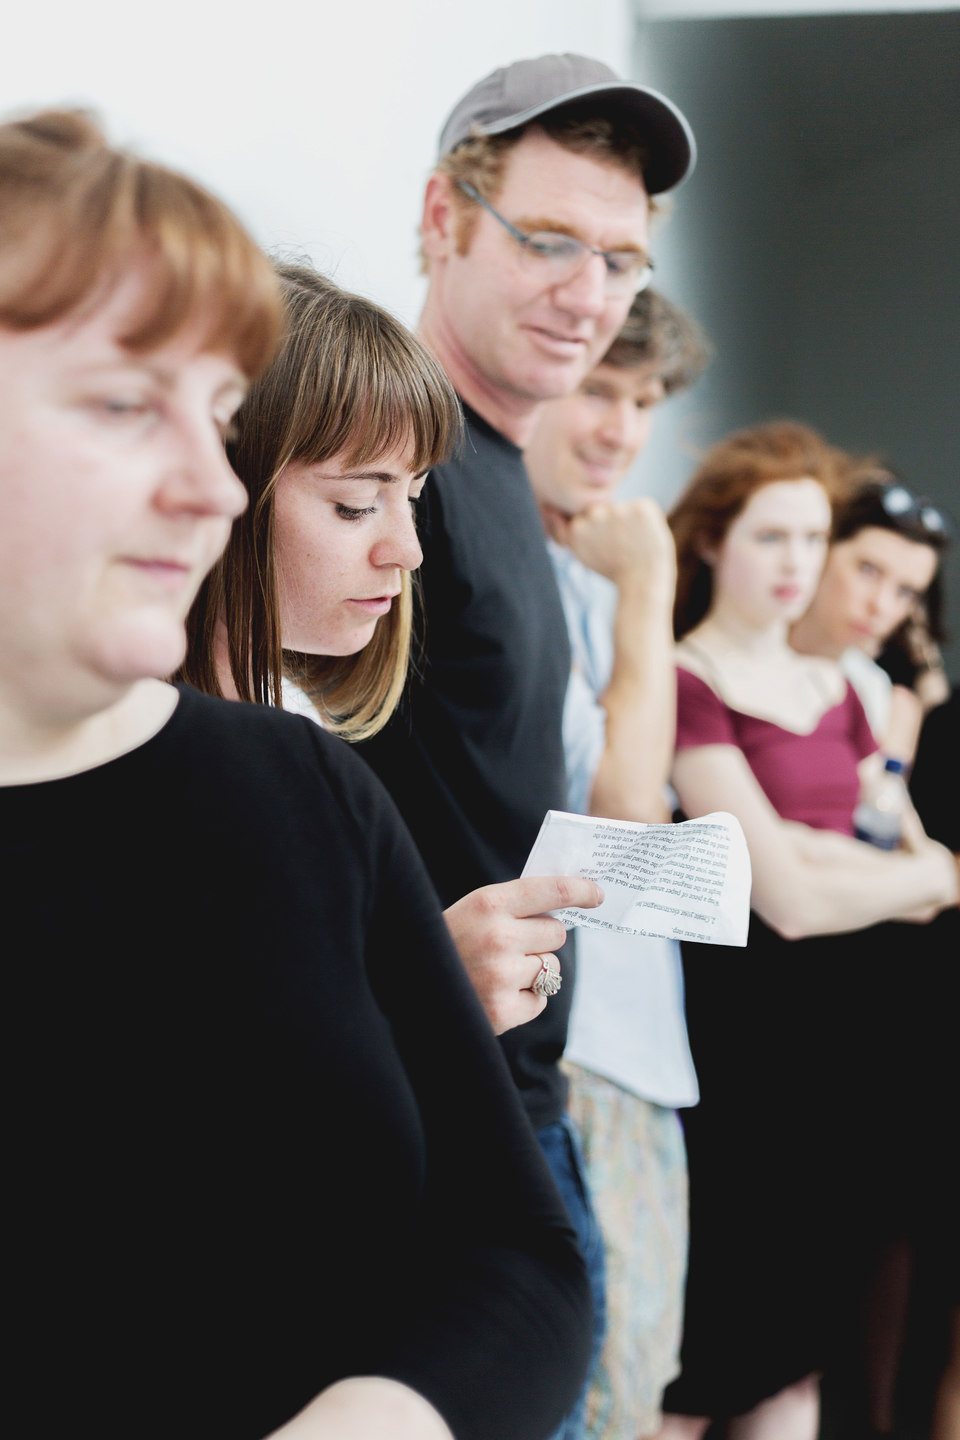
3;684;591;1439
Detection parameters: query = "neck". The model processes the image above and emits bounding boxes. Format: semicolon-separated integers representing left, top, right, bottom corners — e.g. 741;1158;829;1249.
417;294;542;448
539;502;575;546
0;676;177;784
212;620;242;700
692;604;789;658
789;608;842;659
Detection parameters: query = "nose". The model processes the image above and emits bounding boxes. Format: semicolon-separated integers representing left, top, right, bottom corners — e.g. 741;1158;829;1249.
371;503;423;573
873;580;903;629
157;420;248;521
551;253;608;319
595;399;632;451
597;398;651;459
783;536;808;572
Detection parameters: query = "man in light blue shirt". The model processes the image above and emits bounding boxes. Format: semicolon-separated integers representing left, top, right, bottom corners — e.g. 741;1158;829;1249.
524;289;711;1440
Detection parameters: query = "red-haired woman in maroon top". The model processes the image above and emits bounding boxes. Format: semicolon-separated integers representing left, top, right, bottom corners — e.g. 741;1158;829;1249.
654;422;958;1440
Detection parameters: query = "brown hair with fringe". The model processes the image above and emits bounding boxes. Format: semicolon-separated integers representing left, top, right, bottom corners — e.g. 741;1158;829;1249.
0;108;283;378
669;420;848;639
180;263;462;741
601;287;711;394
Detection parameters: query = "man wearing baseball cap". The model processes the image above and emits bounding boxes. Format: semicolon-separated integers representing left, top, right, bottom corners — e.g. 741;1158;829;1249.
358;55;695;1439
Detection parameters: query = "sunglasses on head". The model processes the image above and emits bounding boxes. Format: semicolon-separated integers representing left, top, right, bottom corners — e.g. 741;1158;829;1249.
877;482;952;539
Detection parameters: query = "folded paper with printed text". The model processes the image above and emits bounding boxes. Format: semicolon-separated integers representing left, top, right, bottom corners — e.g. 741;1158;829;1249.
522;809;751;946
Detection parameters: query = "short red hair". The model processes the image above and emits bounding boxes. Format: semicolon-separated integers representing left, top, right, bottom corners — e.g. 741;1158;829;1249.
669;420;848;638
0;108;283;379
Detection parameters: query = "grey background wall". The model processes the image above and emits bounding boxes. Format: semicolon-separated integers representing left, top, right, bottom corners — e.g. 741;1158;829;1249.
625;9;960;677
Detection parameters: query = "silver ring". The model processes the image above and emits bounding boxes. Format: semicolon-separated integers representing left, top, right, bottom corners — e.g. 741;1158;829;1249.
530;955;562;999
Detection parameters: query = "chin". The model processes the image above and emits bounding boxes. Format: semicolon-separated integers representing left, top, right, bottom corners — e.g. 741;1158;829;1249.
517;357;590;403
542;488;583;517
577;482;618;509
782;592;818;622
87;611;190;683
295;627;378;659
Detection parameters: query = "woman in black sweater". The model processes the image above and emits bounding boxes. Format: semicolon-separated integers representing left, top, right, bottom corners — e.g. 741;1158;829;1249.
1;109;591;1440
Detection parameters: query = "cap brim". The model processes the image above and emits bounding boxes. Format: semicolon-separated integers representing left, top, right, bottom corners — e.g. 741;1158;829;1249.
481;81;696;195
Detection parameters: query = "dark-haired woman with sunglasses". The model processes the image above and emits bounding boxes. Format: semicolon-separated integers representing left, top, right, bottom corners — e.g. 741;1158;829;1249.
790;474;955;1434
791;472;951;762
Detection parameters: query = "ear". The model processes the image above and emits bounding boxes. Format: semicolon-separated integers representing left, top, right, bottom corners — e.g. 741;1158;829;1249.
697;535;717;567
420;172;457;264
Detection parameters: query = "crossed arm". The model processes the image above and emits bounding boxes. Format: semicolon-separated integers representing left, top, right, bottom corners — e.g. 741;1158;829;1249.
672;742;959;938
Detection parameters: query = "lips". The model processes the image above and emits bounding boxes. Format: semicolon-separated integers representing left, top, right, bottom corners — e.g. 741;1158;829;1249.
576;453;623;484
121;557;194;589
346;593;399;616
525;326;590;358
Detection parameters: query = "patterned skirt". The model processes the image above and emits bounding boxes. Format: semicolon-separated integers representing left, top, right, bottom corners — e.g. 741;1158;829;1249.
565;1063;689;1440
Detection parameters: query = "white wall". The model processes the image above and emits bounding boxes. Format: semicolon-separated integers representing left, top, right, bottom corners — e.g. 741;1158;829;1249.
2;0;632;327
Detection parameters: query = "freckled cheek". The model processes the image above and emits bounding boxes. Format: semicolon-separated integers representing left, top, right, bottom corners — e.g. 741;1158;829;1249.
280;542;346;611
275;499;339;579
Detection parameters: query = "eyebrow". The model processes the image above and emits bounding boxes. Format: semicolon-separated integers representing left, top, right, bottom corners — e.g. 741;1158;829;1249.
144;360;247;396
67;356;247;396
315;468;429;485
511;216;647;255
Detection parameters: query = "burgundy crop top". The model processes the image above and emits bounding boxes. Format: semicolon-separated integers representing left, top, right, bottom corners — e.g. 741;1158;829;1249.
675;666;877;835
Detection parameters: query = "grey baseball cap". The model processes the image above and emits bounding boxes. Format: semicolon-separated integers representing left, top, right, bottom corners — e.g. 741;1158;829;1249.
437;53;696;195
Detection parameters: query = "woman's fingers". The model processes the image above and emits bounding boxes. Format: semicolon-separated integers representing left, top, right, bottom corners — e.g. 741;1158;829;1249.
442;875;603;1034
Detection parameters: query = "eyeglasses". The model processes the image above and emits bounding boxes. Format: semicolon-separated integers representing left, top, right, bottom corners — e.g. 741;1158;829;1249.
457;181;653;297
878;483;952;539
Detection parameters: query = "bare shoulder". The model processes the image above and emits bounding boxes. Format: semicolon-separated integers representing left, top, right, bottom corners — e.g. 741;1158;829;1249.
674;633;722;693
800;652;847;707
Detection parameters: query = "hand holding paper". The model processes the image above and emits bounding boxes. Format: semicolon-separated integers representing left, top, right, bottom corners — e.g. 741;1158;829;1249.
522;810;751;946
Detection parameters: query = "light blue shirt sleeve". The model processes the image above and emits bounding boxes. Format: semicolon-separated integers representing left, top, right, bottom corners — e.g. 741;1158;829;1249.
562;665;607;815
549;540;616;816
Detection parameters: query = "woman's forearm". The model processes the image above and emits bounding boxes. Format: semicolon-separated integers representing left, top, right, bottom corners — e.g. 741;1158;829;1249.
672;748;959;940
757;836;958;938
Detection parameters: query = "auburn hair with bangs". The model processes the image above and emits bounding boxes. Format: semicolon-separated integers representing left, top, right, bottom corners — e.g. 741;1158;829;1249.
181;263;462;741
0;108;283;379
669;420;848;639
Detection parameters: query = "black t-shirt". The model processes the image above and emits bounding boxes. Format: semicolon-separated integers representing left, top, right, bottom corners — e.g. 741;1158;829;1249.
3;685;590;1439
357;405;574;1129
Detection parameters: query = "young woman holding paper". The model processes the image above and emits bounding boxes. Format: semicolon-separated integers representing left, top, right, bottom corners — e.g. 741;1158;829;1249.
180;261;601;1032
0;111;596;1440
655;422;958;1440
